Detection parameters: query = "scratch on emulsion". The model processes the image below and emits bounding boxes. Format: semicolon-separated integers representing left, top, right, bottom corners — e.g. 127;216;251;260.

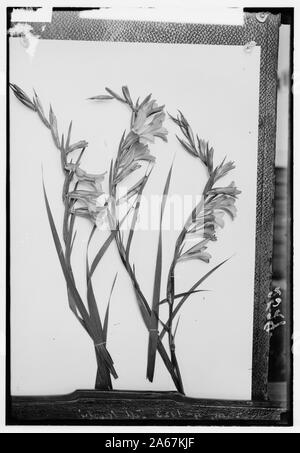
8;22;40;58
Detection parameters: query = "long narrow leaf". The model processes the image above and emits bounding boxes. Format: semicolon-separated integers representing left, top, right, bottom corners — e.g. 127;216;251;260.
89;230;118;278
88;94;114;100
42;181;94;337
125;169;153;259
70;230;77;255
159;258;229;340
103;273;118;340
86;226;103;334
66;290;89;333
116;237;181;390
159;289;206;305
65;120;72;151
147;165;173;382
174;258;229;318
91;201;137;280
86;226;118;379
173;316;181;339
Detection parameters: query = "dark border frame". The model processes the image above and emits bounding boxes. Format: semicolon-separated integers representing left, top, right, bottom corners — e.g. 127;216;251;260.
6;7;290;425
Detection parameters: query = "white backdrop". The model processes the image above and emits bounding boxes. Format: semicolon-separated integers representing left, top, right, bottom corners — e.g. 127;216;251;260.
10;37;260;399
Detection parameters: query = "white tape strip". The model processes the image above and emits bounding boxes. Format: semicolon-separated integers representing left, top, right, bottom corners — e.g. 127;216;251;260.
80;7;244;25
11;7;53;23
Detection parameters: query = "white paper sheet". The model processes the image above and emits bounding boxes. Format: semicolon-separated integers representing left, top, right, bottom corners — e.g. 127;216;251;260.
10;37;260;399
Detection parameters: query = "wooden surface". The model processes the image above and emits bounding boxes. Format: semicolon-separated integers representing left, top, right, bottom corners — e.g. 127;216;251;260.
9;390;288;425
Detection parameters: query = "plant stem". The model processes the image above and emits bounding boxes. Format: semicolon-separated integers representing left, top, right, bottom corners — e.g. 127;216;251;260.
112;220;183;392
63;170;112;390
170;345;184;394
166;253;184;394
108;98;184;392
94;347;112;390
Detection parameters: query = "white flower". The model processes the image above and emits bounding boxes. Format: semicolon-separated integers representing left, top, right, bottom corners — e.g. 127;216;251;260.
69;189;110;225
132;108;168;144
75;167;106;192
